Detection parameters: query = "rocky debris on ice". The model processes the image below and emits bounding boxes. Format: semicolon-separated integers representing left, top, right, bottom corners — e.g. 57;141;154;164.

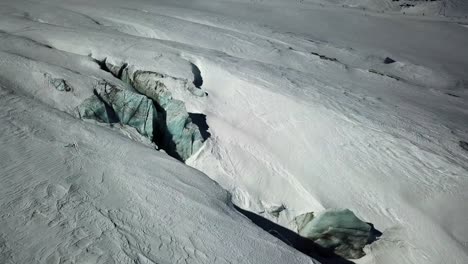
45;73;72;92
295;209;378;259
384;57;396;64
459;141;468;151
266;204;286;218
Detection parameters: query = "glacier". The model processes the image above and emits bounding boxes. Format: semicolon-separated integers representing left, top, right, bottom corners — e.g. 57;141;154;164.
0;0;467;264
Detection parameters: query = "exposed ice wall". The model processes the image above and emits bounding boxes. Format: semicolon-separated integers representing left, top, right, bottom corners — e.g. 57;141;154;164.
295;209;378;259
77;80;158;141
76;62;205;161
124;68;204;161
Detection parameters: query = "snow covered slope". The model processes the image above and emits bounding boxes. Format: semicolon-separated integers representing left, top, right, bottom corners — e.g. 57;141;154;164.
300;0;468;16
1;0;467;264
0;83;317;264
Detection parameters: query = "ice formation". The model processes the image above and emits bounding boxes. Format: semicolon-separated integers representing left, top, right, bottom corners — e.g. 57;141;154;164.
122;67;204;161
296;209;376;259
77;80;157;141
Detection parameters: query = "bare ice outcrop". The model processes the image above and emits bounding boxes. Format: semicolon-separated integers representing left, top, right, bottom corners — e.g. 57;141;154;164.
295;209;380;259
81;58;206;161
123;69;204;161
77;80;158;141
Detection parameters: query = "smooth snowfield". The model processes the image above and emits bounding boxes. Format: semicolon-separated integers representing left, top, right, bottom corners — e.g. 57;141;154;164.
0;0;468;264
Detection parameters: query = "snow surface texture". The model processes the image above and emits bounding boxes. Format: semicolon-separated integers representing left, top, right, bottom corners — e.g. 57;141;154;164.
0;88;317;264
0;0;468;264
302;0;468;17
